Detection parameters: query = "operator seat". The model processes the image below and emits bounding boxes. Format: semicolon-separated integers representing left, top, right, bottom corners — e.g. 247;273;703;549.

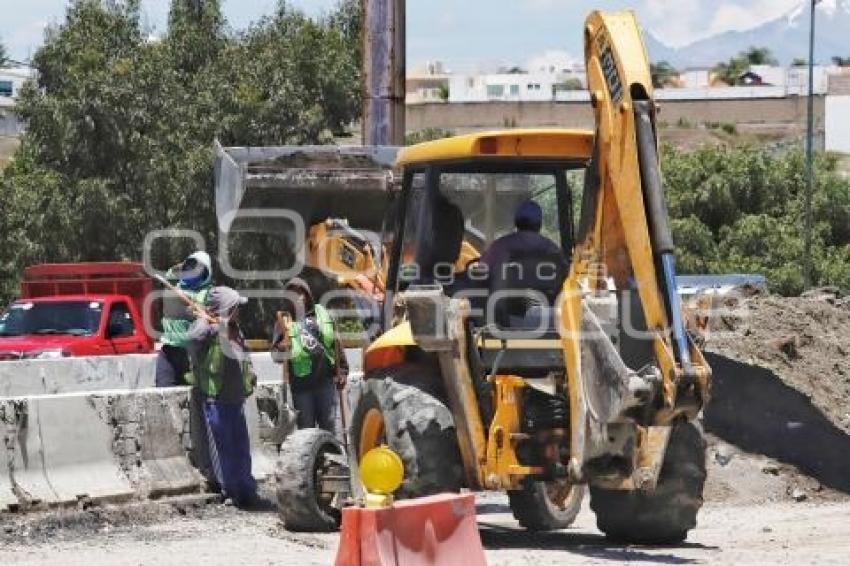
489;249;568;330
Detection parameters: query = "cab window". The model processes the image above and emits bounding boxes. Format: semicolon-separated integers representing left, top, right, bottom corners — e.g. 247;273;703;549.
107;303;135;338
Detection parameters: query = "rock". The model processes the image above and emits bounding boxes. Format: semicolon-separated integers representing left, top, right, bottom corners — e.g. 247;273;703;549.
762;526;773;533
714;445;734;466
762;463;780;476
771;336;800;360
791;487;808;502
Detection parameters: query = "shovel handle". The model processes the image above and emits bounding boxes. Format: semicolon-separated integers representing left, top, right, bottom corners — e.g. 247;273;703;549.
155;274;217;324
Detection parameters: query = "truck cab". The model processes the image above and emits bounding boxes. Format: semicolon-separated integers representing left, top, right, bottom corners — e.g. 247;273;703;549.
0;263;153;360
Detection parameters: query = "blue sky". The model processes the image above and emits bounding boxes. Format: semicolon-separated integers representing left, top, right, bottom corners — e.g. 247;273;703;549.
1;0;803;69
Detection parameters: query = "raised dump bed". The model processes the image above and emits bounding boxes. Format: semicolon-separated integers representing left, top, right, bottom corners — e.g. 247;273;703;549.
214;142;399;237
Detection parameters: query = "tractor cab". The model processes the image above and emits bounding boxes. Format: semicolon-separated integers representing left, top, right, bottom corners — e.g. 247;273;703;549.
378;129;594;378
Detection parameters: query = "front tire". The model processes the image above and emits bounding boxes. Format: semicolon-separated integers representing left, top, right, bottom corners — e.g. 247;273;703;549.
508;480;585;531
349;363;464;498
276;428;345;532
589;420;706;544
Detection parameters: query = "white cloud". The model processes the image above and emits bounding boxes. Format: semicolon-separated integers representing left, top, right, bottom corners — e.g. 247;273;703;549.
641;0;801;46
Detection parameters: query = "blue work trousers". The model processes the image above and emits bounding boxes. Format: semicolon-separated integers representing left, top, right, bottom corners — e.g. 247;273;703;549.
203;400;257;506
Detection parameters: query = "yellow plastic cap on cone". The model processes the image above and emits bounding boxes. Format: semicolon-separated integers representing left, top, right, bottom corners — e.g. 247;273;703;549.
360;445;404;495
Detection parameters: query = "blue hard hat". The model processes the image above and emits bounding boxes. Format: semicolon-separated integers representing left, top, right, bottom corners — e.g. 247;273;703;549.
515;200;543;231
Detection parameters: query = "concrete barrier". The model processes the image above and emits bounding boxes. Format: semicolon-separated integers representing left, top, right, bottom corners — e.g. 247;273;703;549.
4;398;58;507
33;394;134;504
0;346;358;511
0;355;155;397
0;350;362;396
0;384;292;512
0;400;20;508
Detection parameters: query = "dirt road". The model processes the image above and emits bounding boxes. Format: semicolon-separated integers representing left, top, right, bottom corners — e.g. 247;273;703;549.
2;495;848;565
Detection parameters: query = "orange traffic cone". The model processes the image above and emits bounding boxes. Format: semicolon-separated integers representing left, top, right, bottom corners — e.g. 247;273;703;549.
334;492;486;566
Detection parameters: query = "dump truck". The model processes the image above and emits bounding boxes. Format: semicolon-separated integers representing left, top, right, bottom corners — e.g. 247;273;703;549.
217;10;710;544
0;262;154;359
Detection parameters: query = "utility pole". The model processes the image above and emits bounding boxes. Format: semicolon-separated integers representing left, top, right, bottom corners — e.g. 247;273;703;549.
362;0;406;146
803;0;817;289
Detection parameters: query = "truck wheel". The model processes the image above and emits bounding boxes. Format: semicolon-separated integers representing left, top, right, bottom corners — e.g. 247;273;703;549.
508;480;585;531
350;363;464;498
589;420;706;544
276;428;345;532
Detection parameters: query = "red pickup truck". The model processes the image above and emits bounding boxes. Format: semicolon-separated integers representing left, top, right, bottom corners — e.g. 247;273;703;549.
0;263;154;360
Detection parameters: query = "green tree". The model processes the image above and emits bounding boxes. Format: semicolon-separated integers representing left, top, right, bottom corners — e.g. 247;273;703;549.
0;39;8;67
554;78;583;91
166;0;226;74
742;46;777;66
405;128;454;145
832;56;850;66
0;0;363;300
650;61;678;88
712;46;777;86
712;57;749;86
661;145;850;295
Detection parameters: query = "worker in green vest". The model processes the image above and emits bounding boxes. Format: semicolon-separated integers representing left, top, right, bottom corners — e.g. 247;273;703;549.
156;251;216;490
273;277;347;433
156;251;213;387
186;286;258;508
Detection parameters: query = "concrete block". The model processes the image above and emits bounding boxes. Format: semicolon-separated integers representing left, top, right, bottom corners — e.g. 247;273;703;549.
137;391;201;496
244;396;278;480
33;395;134;504
6;399;58;507
0;355;156;397
0;400;19;510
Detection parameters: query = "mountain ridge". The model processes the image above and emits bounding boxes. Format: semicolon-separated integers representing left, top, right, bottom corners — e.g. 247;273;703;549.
646;0;850;68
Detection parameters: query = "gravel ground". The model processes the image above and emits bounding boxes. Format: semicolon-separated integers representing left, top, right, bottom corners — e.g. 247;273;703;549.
2;494;849;565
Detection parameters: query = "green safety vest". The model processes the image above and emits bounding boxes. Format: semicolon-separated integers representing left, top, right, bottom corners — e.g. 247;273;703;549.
192;336;256;398
162;286;211;349
288;304;336;379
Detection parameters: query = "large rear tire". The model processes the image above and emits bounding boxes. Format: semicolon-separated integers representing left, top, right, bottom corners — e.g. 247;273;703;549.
589;420;706;544
276;428;345;532
350;363;464;498
508;480;585;531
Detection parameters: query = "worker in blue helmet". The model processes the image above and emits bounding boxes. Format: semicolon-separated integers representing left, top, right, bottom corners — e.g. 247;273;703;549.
156;251;214;387
478;200;562;272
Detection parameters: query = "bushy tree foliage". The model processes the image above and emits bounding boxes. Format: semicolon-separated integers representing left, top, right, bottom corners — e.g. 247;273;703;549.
650;61;678;89
662;145;850;295
712;46;777;86
0;0;360;299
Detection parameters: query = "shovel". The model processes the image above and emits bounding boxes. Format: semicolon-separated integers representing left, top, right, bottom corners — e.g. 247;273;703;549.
274;311;299;432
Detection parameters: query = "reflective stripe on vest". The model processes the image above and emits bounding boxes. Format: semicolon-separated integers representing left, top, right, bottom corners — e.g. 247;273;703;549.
288;304;335;379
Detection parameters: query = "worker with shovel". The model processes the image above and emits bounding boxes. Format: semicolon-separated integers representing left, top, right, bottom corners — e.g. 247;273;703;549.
272;277;347;436
186;286;259;508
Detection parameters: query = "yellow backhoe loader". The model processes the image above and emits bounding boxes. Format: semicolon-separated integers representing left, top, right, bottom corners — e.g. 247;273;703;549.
344;10;710;543
217;10;711;544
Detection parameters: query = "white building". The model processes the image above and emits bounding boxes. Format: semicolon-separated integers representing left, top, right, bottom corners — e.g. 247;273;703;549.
449;72;567;103
0;66;36;136
406;61;450;104
679;68;712;89
826;72;850;154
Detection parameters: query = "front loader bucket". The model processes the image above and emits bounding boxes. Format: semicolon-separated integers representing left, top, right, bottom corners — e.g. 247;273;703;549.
214;141;400;239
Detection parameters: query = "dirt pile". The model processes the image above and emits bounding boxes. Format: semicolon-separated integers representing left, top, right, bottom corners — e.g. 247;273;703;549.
704;290;850;433
698;289;850;502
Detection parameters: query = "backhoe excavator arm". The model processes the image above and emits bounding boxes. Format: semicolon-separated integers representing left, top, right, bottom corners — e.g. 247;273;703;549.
576;11;710;417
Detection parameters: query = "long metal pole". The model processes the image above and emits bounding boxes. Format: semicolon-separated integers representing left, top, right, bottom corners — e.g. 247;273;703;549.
362;0;406;146
804;0;816;289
